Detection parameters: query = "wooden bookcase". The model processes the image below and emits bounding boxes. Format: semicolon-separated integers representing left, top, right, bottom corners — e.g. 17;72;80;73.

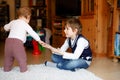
113;11;120;62
29;0;47;30
112;0;120;62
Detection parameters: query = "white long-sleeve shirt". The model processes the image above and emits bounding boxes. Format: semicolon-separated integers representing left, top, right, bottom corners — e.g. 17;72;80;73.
4;19;41;43
60;37;89;60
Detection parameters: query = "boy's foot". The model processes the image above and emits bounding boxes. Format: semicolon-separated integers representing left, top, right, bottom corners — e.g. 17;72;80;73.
44;61;47;66
44;61;57;67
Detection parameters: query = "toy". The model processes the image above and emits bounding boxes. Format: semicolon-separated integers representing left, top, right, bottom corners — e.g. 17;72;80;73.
32;40;41;55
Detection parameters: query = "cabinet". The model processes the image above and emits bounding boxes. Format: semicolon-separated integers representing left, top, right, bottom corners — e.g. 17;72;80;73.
0;4;9;40
113;32;120;62
52;19;65;47
29;0;47;30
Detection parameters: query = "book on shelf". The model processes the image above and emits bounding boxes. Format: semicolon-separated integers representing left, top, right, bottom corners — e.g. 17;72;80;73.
29;0;45;6
114;32;120;56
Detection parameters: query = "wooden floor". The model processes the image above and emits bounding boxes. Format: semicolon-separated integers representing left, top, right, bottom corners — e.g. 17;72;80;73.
0;40;120;80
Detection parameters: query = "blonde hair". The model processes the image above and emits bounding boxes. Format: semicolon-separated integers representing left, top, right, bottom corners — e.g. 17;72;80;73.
17;7;31;19
65;18;82;34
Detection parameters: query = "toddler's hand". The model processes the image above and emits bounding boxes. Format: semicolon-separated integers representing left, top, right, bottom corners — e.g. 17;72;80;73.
38;40;44;44
41;42;52;49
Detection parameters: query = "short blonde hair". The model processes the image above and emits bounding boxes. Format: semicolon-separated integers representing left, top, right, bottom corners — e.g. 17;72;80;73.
65;18;82;34
17;7;31;19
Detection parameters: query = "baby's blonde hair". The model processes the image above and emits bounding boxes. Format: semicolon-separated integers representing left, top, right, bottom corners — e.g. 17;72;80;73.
17;7;31;19
65;18;82;34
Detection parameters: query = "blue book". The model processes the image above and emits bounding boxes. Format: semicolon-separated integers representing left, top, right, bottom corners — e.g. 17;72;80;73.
114;32;120;56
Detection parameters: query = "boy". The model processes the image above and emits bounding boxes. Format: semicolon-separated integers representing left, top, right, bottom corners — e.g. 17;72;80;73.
42;18;92;71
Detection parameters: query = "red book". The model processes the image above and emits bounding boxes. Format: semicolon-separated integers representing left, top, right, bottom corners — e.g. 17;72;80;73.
29;0;33;6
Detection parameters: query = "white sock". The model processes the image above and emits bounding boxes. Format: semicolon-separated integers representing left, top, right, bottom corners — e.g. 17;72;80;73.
45;61;57;67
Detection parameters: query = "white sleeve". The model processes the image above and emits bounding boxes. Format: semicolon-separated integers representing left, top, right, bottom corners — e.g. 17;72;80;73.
60;39;69;51
63;38;89;59
25;24;41;41
4;21;13;31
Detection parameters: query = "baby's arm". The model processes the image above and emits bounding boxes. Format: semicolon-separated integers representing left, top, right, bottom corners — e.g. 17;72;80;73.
4;23;11;31
39;41;53;50
38;40;45;44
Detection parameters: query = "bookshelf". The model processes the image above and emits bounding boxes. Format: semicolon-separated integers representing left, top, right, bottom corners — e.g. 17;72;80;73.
0;4;9;40
29;0;47;30
15;0;21;18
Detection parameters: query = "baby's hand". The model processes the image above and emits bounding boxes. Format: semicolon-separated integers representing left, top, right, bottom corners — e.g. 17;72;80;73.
51;47;60;53
39;40;44;44
41;42;52;49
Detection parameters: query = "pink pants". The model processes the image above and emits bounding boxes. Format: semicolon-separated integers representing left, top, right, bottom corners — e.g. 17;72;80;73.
4;38;27;72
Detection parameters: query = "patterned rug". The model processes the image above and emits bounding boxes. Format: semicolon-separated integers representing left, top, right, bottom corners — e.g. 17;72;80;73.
0;64;102;80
